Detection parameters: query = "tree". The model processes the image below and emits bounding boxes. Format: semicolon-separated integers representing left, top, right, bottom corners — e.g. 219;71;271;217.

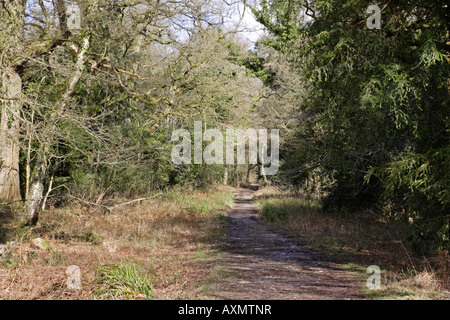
1;0;264;225
252;0;449;252
0;0;27;202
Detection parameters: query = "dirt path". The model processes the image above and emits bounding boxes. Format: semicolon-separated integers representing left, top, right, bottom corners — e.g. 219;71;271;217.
210;187;367;300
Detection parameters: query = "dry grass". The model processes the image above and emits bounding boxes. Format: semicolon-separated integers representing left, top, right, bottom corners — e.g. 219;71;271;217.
0;185;234;300
254;186;449;300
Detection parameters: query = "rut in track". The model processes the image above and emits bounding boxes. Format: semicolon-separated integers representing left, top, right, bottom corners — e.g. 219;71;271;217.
210;187;367;300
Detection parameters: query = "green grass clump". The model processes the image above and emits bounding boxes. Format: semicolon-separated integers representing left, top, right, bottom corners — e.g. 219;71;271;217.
95;260;154;300
259;197;321;222
161;188;234;216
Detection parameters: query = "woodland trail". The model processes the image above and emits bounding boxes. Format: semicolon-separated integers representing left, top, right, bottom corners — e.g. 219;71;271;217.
210;186;367;300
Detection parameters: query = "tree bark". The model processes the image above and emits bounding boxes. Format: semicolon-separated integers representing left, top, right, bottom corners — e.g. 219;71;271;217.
223;166;228;185
41;175;54;211
23;156;46;226
0;67;23;202
0;0;26;203
260;164;268;184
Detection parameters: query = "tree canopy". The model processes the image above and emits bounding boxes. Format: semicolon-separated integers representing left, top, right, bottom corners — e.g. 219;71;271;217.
0;0;448;255
251;0;449;254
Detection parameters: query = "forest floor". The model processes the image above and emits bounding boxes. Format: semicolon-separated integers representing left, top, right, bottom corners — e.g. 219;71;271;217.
218;185;448;300
209;187;366;299
0;184;448;300
0;186;235;299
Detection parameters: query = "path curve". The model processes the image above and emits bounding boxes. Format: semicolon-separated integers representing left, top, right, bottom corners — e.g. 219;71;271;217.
210;187;367;300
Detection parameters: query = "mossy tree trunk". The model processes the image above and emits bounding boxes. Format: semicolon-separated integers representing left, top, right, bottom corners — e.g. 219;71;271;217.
0;68;23;203
23;155;46;226
0;0;26;203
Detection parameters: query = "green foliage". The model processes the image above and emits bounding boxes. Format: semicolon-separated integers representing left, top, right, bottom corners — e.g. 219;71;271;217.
95;260;154;300
1;1;263;218
260;197;321;222
256;0;449;253
170;164;224;189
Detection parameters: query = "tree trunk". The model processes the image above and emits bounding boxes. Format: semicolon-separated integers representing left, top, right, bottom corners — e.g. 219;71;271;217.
260;164;268;183
23;156;46;226
0;67;23;202
20;34;89;225
223;166;228;185
246;164;252;184
0;0;26;203
41;175;54;211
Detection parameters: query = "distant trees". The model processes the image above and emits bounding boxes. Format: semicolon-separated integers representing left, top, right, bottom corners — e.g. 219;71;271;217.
3;0;447;254
252;0;449;253
0;0;263;225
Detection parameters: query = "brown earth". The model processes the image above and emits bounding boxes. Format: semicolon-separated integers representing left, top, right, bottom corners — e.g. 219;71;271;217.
210;187;368;300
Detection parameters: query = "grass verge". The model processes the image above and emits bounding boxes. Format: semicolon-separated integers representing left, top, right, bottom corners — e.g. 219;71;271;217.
255;186;449;300
0;185;234;300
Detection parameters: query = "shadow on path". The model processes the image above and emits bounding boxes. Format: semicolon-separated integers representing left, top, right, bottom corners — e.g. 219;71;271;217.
210;187;367;300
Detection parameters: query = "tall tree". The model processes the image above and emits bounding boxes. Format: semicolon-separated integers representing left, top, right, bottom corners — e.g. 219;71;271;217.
0;0;26;202
252;0;449;252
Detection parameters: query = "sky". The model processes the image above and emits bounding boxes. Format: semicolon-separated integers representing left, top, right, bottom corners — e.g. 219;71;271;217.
236;2;266;44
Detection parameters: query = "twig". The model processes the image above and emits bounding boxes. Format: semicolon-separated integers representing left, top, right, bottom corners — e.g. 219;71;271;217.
67;194;108;209
398;240;417;273
0;199;25;206
108;193;163;210
67;193;163;213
